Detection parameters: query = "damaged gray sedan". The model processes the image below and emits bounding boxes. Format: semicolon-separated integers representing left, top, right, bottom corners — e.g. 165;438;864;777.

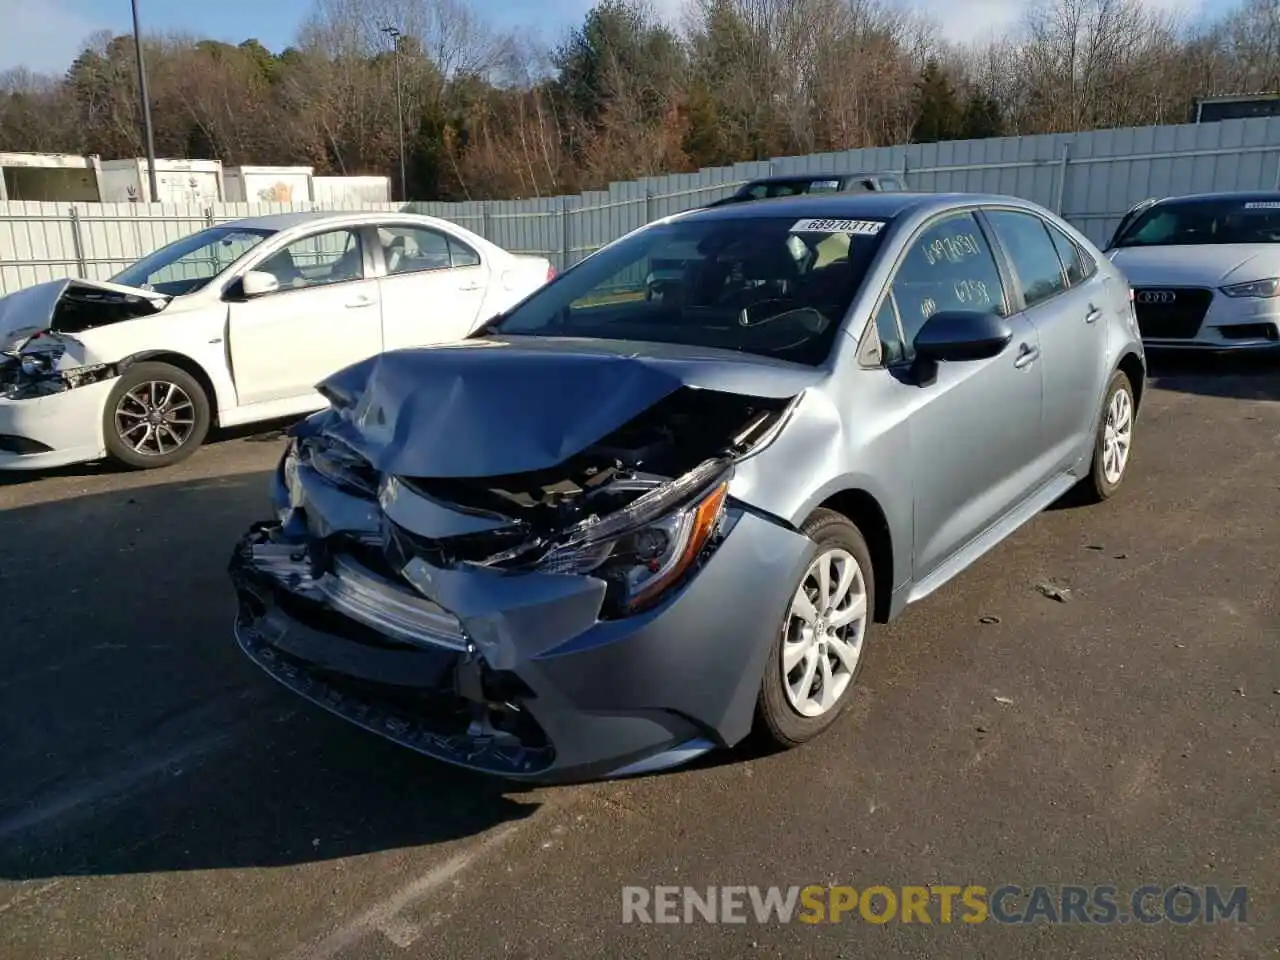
230;193;1146;782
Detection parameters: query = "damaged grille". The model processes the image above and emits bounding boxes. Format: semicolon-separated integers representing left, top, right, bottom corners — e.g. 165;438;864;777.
384;519;539;570
241;532;469;651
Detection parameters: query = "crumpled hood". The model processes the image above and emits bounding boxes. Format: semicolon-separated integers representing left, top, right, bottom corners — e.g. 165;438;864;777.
311;336;825;478
0;277;170;354
1109;243;1280;286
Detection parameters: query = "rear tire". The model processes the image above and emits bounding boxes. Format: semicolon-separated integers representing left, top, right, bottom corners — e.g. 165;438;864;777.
103;362;211;470
1081;370;1135;502
756;508;875;748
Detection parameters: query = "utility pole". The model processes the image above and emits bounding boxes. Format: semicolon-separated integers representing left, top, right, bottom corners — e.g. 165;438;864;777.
130;0;160;201
381;25;408;202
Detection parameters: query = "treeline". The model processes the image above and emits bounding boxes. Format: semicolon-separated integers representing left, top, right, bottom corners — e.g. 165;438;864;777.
1;0;1278;202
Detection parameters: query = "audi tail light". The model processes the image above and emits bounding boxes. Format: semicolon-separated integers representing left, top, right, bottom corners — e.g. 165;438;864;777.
546;264;557;282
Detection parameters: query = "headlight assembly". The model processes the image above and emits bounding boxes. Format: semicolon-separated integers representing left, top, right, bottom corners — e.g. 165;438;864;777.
535;458;733;615
1220;278;1280;298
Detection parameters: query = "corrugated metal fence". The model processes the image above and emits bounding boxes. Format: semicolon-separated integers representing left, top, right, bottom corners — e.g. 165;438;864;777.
4;117;1280;295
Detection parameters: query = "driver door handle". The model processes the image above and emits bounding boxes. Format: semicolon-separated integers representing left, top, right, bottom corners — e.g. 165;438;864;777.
1085;303;1103;324
1013;343;1041;369
345;294;376;309
458;282;483;292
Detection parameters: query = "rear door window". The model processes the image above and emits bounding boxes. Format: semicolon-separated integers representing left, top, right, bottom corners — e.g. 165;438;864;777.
985;210;1068;308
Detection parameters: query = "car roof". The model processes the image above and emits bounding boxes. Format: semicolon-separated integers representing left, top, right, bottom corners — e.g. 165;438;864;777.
678;192;1042;223
1148;190;1280;206
741;171;901;184
217;210;451;233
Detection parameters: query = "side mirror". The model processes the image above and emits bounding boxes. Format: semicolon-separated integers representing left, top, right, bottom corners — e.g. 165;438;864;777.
913;310;1012;363
241;270;280;298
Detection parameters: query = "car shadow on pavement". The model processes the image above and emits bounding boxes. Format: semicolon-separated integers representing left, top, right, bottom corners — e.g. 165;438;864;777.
0;416;306;487
1145;350;1280;401
0;470;536;881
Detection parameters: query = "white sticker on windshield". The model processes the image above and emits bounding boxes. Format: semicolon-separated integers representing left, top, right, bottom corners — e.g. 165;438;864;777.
790;218;884;235
1244;201;1280;209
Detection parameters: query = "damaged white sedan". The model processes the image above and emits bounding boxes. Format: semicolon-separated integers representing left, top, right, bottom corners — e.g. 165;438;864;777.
0;212;553;470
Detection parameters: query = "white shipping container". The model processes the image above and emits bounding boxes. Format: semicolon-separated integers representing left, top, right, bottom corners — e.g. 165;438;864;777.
313;176;392;205
223;165;314;203
98;158;224;204
0;152;101;202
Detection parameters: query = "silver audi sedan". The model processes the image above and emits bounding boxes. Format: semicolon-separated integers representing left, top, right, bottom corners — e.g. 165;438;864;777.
230;192;1146;783
1107;191;1280;351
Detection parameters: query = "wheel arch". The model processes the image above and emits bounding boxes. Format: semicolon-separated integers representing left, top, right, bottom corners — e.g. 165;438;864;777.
809;488;895;624
119;351;222;426
1116;350;1146;412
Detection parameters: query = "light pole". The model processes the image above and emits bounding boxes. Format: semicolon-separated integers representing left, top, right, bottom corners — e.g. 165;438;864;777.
130;0;159;201
381;25;407;202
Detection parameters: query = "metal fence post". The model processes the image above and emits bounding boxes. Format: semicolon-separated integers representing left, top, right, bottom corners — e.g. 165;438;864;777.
1054;144;1071;215
68;205;88;276
206;207;216;228
645;190;654;224
482;207;492;240
560;198;571;271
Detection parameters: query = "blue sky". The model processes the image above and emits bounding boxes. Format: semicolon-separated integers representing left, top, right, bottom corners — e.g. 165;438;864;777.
1;0;601;74
3;0;1207;77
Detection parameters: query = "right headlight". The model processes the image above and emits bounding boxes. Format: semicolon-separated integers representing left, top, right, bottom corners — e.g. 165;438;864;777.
1220;278;1280;298
535;458;732;615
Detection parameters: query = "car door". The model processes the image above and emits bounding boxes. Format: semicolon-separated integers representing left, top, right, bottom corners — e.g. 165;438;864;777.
227;226;381;406
373;223;492;350
877;211;1046;579
983;208;1109;474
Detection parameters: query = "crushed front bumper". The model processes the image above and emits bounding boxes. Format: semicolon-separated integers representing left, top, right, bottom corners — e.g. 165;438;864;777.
0;377;115;469
230;507;813;784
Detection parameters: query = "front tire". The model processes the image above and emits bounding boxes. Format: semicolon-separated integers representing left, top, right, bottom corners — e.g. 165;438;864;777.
756;508;875;748
103;362;211;470
1082;370;1135;502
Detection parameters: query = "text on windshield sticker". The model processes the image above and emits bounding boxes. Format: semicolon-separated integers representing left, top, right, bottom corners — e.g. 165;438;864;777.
790;218;884;235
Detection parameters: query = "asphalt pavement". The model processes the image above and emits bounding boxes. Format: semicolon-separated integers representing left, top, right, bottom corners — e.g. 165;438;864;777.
0;355;1276;959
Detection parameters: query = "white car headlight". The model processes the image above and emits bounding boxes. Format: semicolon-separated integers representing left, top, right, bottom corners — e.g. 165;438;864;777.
1220;278;1280;298
535;458;732;615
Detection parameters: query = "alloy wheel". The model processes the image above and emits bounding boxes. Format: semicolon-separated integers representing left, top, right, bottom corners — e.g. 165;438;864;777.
782;547;869;718
114;380;198;457
1102;387;1133;485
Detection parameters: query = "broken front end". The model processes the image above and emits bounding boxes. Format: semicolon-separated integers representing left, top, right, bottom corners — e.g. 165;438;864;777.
230;385;815;783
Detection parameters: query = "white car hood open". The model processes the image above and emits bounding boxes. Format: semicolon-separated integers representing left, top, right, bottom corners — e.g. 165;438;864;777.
0;278;171;355
1109;243;1280;286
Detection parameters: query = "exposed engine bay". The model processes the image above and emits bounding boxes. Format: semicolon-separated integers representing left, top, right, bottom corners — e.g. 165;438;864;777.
0;279;168;400
286;386;796;619
0;331;117;400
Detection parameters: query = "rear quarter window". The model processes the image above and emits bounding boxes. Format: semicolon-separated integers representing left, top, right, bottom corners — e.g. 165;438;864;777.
1046;223;1089;286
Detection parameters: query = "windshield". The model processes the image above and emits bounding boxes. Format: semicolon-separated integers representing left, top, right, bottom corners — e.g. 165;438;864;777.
111;225;276;295
1113;198;1280;247
492;215;889;365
